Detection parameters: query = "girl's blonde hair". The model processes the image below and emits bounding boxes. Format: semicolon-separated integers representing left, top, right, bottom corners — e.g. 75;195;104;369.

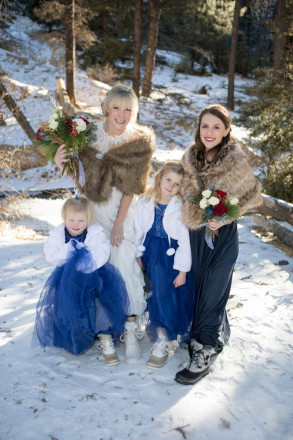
61;197;96;226
145;161;184;203
101;84;139;123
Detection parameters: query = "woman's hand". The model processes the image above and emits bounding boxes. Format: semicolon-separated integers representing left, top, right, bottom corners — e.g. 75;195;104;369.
110;222;124;247
110;194;133;247
136;257;144;270
173;271;186;288
54;144;74;173
208;219;226;231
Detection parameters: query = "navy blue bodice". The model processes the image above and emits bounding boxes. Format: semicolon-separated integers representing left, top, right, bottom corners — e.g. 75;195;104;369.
65;227;88;243
148;204;168;238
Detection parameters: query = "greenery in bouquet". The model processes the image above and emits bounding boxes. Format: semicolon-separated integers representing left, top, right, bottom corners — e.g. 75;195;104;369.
35;103;96;177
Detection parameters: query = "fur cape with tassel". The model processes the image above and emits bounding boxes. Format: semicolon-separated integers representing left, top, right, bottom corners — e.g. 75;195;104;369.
181;140;263;230
76;124;155;204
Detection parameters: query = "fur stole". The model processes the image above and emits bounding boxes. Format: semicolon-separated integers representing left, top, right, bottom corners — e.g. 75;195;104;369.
76;124;155;204
181;141;263;230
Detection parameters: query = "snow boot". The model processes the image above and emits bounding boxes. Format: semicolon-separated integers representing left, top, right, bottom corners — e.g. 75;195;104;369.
175;340;215;385
146;338;178;369
97;334;119;366
120;321;143;364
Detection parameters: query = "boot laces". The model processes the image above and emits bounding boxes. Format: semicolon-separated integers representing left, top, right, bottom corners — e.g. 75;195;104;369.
97;337;115;354
188;345;214;369
151;339;177;357
189;348;209;369
120;328;144;343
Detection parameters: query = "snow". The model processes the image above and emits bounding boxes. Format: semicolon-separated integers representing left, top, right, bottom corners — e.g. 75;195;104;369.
1;15;293;440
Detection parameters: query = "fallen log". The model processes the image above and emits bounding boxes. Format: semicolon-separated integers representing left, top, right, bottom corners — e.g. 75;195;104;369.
57;78;75;115
259;194;293;227
0;79;35;142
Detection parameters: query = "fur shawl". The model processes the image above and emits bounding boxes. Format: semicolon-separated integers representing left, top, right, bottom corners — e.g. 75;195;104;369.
181;141;263;230
76;124;155;204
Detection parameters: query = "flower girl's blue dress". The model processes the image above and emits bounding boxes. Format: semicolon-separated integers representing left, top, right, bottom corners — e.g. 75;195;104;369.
35;228;129;354
141;204;194;343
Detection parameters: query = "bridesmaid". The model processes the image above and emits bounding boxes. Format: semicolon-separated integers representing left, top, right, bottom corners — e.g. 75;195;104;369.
175;103;262;385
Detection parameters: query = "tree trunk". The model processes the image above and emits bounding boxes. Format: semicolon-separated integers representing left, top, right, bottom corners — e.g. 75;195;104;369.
0;80;35;143
133;0;142;97
65;0;76;105
273;0;287;70
227;0;241;110
101;10;108;38
142;0;161;98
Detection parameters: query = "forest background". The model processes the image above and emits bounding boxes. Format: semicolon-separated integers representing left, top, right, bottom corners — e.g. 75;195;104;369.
0;0;293;204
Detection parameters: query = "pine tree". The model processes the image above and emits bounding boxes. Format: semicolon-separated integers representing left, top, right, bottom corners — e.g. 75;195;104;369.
237;0;293;202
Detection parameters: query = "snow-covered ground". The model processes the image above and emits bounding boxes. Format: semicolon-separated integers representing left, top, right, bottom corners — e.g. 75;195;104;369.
1;202;292;440
0;14;292;440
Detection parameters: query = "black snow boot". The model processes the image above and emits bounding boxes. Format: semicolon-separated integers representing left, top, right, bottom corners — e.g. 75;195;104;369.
175;340;215;385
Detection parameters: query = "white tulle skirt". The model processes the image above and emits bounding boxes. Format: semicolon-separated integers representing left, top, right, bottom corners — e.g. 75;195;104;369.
93;187;146;316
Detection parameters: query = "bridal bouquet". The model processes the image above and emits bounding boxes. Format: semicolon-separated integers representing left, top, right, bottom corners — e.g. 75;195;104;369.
35;103;96;180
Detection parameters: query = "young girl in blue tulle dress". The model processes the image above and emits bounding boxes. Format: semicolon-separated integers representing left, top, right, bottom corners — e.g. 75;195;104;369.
34;197;129;365
135;162;194;369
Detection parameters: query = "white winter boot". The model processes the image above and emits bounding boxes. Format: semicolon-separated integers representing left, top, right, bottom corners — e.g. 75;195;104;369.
97;334;119;366
146;337;178;369
120;321;143;364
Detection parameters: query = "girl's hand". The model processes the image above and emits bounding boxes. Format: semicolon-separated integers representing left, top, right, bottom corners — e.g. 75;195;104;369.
110;222;124;247
173;271;186;288
208;219;226;231
136;257;144;270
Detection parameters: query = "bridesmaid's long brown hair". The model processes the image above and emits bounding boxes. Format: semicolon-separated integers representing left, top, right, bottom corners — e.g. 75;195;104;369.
195;103;235;164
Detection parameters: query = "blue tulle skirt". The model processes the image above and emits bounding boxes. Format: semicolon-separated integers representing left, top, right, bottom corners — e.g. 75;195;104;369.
141;234;195;343
35;246;129;354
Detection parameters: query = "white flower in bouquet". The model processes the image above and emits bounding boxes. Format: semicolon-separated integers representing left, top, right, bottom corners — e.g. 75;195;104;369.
208;196;220;206
199;198;209;209
74;118;87;133
202;189;212;198
48;113;59;130
230;197;239;205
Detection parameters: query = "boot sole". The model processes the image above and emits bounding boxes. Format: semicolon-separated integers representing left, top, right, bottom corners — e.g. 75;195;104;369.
105;360;120;366
145;361;167;369
125;357;141;364
174;367;210;385
146;354;168;369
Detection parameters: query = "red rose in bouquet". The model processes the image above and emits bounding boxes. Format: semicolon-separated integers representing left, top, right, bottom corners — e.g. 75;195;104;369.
213;202;228;216
214;189;227;200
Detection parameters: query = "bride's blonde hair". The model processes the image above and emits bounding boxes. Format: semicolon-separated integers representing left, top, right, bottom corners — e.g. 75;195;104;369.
145;161;184;203
101;84;139;123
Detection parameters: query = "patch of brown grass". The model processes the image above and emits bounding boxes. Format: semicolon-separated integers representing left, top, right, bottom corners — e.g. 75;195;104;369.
0;144;47;222
0;144;47;172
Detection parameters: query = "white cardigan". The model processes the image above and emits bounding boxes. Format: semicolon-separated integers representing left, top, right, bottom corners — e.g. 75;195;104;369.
134;195;192;272
44;223;110;270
